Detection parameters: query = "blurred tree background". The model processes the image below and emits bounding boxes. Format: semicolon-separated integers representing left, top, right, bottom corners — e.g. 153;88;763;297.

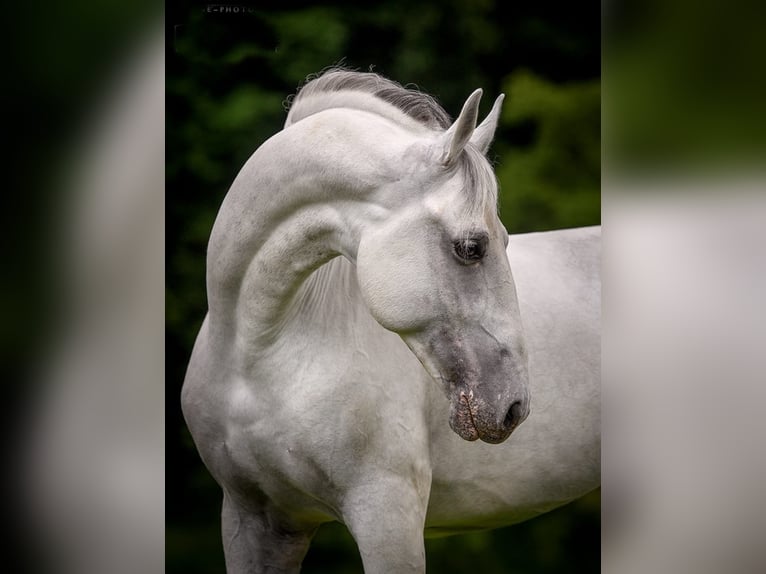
167;1;600;572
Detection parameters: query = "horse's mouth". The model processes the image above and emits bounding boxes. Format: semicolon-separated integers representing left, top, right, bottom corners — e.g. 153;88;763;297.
449;392;480;442
449;390;517;444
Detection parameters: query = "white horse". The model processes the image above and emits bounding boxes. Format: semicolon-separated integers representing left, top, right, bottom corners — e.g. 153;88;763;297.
182;70;600;573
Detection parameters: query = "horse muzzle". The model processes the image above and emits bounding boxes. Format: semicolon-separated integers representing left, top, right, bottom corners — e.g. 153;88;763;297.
449;386;529;444
402;325;531;444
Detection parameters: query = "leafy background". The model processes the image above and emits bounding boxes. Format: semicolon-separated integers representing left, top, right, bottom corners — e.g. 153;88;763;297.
167;1;600;572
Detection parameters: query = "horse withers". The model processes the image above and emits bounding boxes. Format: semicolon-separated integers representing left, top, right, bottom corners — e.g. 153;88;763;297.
181;70;600;573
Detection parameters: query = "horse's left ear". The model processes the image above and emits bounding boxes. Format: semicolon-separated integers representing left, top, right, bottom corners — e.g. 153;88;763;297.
470;94;505;155
439;89;483;165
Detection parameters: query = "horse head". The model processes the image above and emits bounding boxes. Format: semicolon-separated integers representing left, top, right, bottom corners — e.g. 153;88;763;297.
356;90;530;444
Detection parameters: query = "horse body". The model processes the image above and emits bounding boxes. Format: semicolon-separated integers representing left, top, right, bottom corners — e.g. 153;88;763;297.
182;71;599;573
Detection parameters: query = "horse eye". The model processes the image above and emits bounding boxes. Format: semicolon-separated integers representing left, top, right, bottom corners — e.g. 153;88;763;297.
453;234;488;263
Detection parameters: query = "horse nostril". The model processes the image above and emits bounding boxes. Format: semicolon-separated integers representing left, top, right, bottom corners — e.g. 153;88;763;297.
504;401;524;430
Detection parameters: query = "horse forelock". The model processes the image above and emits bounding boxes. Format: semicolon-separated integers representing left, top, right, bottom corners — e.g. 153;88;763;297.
455;146;499;221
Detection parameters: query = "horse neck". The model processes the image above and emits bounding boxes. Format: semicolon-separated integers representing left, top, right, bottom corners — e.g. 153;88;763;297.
205;110;414;358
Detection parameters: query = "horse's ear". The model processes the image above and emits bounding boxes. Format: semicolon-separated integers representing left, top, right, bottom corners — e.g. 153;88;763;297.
470;94;505;155
439;89;483;165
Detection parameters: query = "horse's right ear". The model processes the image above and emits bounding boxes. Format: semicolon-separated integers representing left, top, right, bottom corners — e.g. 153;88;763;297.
437;89;483;165
470;94;505;155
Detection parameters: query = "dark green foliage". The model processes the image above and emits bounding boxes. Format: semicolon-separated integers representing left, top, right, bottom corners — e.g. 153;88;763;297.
496;71;600;232
167;2;599;572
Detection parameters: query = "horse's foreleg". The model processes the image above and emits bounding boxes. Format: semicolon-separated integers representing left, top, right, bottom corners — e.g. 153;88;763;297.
221;493;316;574
343;475;430;574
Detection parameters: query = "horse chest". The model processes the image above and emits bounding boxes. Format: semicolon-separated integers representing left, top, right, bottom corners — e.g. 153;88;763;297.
216;350;433;508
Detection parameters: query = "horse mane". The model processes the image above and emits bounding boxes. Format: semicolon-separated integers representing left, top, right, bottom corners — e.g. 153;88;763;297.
285;67;452;130
285;68;498;217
